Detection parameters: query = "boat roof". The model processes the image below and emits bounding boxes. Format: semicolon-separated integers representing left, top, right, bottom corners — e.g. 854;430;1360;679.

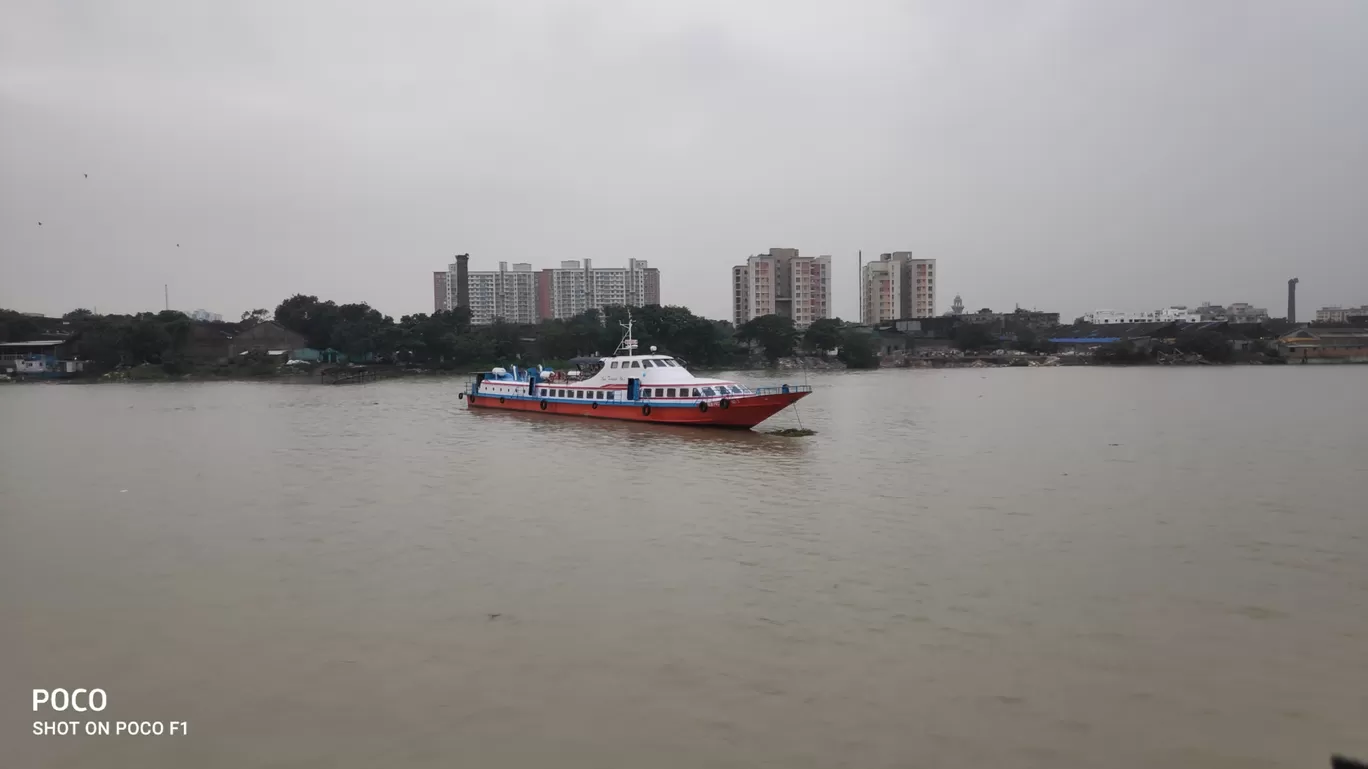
570;353;681;364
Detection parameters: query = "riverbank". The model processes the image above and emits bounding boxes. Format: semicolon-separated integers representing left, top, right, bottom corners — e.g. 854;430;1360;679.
8;350;1358;386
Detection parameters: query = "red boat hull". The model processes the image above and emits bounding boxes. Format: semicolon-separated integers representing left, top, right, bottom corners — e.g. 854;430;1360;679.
466;392;808;428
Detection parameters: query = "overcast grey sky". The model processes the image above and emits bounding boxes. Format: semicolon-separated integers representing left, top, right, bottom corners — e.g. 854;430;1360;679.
3;0;1365;322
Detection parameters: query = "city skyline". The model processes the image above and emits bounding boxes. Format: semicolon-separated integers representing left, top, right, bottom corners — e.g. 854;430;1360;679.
4;2;1367;323
435;256;660;325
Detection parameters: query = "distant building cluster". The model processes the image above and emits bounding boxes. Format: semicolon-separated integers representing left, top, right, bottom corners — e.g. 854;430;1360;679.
434;256;660;325
1079;303;1270;325
1316;304;1368;323
1082;308;1204;324
188;309;222;322
949;300;1060;329
860;252;936;325
732;248;832;329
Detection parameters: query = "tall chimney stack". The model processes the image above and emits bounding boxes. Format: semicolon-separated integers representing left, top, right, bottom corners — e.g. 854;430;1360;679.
455;253;470;310
1287;277;1299;322
857;250;863;324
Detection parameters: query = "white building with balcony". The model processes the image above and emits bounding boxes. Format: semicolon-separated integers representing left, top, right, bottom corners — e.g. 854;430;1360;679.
1082;307;1202;325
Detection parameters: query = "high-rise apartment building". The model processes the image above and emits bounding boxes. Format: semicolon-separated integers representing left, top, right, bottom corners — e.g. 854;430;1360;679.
434;256;660;324
861;252;936;324
432;271;450;313
455;261;539;325
731;248;831;328
537;258;660;320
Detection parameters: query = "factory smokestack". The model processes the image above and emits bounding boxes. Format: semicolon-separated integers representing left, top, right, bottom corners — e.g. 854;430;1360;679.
1287;277;1299;323
857;250;863;324
455;254;470;310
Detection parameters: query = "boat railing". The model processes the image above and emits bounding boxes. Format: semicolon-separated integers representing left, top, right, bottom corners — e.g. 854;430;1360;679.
752;385;813;396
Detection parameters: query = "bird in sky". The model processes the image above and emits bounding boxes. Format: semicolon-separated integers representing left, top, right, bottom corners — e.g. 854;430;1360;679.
38;222;42;225
83;174;88;178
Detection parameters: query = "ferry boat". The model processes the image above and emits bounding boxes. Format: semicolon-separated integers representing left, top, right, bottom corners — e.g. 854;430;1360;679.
461;317;811;428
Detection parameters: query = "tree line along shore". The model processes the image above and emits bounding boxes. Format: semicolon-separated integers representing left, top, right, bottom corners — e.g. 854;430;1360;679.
3;295;1353;383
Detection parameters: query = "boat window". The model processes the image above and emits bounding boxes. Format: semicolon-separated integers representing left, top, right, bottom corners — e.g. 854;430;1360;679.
577;391;584;399
691;388;701;397
663;359;679;367
702;387;716;397
610;361;619;368
630;361;640;368
666;388;676;397
558;389;566;397
605;392;613;400
596;391;605;400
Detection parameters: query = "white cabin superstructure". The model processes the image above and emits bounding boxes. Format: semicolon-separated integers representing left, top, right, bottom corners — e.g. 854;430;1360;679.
473;352;758;404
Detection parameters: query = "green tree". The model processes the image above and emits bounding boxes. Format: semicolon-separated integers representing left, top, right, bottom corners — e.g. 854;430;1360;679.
738;314;798;362
595;304;730;366
327;303;390;358
803;318;845;354
486;320;523;362
122;316;172;364
274;294;340;349
1175;329;1233;362
953;323;998;351
837;329;879;369
0;309;42;342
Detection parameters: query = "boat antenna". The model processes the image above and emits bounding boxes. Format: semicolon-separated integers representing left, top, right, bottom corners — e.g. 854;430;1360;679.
616;309;637;355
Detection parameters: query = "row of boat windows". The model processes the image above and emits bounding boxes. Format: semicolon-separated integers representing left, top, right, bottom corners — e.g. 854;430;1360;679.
644;385;749;398
549;389;614;400
541;385;749;400
609;358;679;369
